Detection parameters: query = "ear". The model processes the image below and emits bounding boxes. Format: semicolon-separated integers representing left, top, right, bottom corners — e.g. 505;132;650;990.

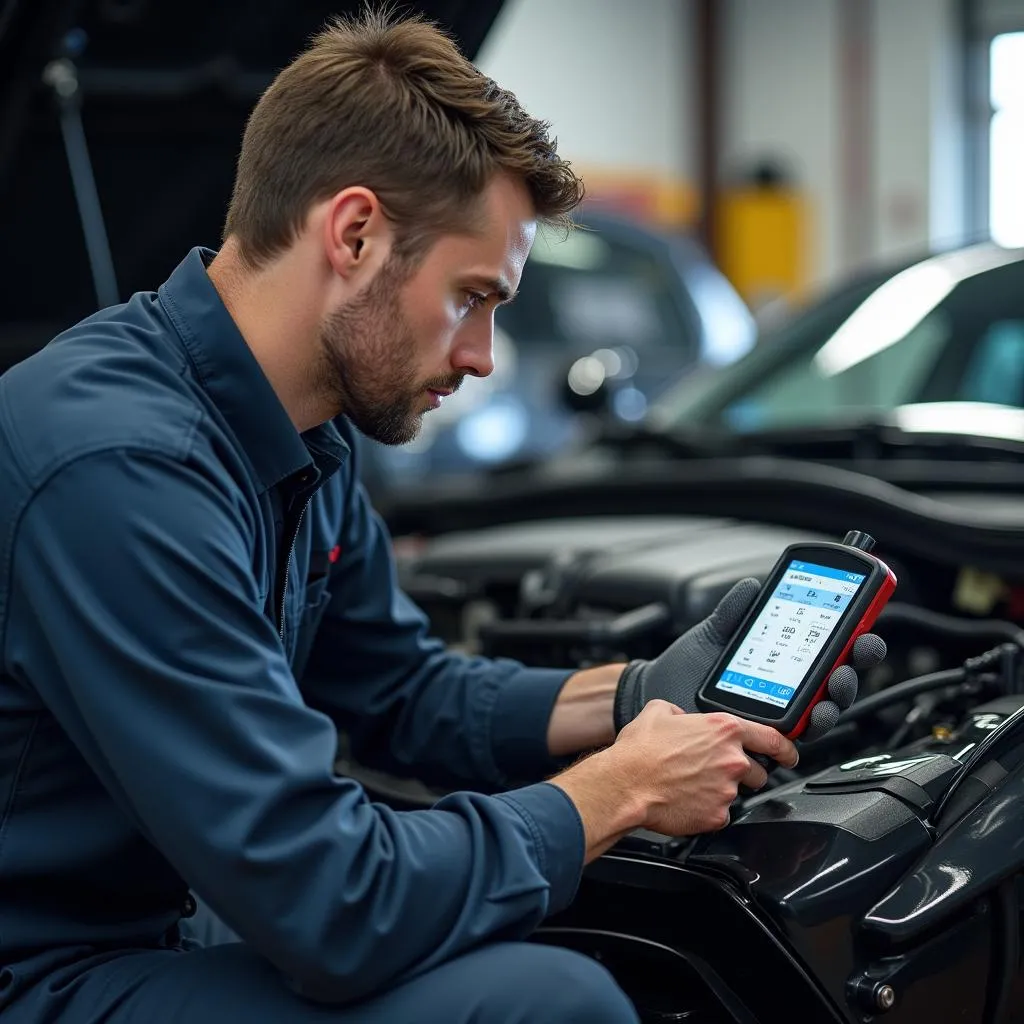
322;187;391;282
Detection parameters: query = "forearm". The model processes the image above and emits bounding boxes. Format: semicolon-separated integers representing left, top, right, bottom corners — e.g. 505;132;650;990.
550;747;646;862
546;663;624;757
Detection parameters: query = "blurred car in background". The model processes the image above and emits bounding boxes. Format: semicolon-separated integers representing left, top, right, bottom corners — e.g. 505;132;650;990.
652;240;1024;438
506;239;1024;488
360;210;755;493
384;239;1024;535
456;237;1024;504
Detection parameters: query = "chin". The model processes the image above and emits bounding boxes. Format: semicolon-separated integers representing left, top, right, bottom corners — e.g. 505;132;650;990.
370;418;423;448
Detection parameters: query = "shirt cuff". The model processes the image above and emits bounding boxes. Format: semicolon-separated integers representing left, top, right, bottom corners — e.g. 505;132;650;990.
490;667;573;782
497;781;585;915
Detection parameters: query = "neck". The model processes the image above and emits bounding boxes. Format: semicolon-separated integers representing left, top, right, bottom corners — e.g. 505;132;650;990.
206;238;333;433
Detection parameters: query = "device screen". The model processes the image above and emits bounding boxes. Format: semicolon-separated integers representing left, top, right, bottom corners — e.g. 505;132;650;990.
714;559;868;708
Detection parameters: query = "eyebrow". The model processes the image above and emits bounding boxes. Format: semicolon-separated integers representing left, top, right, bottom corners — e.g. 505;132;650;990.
468;276;518;305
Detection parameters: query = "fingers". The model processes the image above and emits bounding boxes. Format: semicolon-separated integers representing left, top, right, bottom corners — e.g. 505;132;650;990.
801;700;842;742
851;632;887;670
734;718;799;768
706;578;761;643
740;756;769;791
826;663;858;710
636;698;683;718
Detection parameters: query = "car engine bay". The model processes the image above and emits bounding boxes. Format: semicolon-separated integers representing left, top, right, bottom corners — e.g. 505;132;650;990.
380;511;1024;1024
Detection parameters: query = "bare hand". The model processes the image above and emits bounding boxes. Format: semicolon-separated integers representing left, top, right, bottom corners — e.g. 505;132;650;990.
610;700;798;835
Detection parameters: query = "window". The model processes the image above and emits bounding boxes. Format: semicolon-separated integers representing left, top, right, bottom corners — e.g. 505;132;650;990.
957;321;1024;406
990;33;1024;246
719;311;952;431
657;251;1024;433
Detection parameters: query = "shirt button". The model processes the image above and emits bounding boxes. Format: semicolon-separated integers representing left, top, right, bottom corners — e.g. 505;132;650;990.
181;894;197;918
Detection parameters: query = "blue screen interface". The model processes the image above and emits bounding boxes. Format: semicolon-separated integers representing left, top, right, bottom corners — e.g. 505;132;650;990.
714;560;867;708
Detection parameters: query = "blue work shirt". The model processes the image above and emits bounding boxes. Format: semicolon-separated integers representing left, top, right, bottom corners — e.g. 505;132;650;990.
0;248;584;1006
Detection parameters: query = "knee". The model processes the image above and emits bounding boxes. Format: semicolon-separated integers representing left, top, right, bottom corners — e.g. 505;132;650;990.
497;944;639;1024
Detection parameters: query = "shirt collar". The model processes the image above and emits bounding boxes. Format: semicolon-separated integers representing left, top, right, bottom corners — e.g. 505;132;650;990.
158;247;348;492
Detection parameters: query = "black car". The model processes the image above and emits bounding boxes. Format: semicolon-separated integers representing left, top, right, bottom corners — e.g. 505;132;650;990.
6;3;1024;1023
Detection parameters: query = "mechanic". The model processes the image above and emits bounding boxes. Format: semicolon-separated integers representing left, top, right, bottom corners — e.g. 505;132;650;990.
0;11;873;1024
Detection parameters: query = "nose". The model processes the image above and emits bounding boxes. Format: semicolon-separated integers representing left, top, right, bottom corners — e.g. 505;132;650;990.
451;319;495;379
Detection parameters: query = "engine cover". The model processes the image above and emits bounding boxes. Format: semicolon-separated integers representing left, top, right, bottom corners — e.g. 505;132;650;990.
402;516;827;645
556;697;1024;1023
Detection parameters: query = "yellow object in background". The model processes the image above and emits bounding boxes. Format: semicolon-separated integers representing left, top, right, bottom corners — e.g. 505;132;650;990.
576;169;699;232
566;166;811;318
716;186;809;312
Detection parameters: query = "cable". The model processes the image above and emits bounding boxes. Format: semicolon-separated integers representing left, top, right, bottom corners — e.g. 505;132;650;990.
878;603;1024;650
43;59;120;310
838;668;967;726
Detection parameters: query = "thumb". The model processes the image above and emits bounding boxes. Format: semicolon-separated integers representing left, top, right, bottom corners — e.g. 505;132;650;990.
704;578;761;645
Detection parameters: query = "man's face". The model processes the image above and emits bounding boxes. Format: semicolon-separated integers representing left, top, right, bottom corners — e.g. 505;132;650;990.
317;174;536;446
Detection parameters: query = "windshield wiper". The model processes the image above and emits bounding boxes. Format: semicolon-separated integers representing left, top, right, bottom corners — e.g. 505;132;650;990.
592;420;732;458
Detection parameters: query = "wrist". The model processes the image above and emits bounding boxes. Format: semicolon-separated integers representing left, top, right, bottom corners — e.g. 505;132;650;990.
546;663;623;757
550;747;649;861
594;743;651;830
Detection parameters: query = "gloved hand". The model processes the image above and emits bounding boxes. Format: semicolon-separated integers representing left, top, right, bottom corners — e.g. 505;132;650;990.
613;578;887;744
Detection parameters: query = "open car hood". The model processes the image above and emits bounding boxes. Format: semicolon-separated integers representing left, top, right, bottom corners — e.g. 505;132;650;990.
0;0;504;363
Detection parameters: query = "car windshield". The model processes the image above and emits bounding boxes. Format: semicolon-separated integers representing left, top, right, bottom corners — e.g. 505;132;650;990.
651;245;1024;434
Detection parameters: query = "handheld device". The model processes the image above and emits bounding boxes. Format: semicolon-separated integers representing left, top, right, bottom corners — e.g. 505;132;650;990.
696;531;896;739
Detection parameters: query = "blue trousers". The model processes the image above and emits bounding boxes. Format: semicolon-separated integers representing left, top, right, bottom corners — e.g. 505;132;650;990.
5;941;638;1024
4;901;639;1024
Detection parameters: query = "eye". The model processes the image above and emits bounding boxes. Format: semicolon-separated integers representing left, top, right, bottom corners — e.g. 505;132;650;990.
459;291;488;317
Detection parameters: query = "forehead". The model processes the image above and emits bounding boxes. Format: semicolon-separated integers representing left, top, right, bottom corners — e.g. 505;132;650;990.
423;174;537;284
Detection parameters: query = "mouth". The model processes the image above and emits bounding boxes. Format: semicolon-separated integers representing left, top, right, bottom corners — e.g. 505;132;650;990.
425;386;455;410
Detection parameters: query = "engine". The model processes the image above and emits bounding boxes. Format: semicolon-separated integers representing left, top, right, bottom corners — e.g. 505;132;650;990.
395;514;1024;1024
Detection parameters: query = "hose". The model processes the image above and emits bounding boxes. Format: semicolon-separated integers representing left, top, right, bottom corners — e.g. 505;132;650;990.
878;603;1024;650
838;668;967;726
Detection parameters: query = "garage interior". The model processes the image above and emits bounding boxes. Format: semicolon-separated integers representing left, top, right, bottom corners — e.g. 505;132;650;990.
2;2;1024;1023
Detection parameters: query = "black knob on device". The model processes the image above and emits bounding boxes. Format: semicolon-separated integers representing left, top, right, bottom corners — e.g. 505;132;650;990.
842;530;875;552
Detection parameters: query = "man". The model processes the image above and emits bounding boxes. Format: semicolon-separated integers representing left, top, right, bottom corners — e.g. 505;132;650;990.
0;11;877;1023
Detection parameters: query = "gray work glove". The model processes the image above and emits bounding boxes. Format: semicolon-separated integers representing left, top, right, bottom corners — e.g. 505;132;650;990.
613;578;887;744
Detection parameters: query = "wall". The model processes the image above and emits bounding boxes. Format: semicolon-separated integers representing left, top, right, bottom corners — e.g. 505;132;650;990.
479;0;968;291
719;0;841;286
722;0;966;289
476;0;696;188
873;0;966;264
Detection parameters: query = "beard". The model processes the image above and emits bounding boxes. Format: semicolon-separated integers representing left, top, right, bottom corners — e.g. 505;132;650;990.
316;257;463;446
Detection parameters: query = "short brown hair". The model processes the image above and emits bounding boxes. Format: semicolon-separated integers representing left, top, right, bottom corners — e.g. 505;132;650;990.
223;7;585;268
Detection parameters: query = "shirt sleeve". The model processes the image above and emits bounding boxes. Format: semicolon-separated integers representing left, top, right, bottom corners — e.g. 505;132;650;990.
7;447;585;1004
300;440;573;790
